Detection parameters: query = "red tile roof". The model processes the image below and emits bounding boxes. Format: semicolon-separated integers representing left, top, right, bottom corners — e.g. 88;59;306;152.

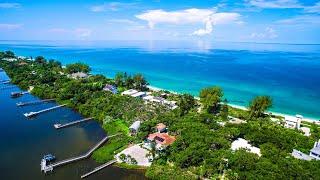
147;132;176;146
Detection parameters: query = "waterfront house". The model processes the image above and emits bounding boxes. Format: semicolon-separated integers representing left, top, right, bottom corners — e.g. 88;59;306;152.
103;84;118;94
129;121;141;135
145;132;176;151
131;92;146;98
70;72;88;79
231;138;261;156
284;115;302;129
310;140;320;160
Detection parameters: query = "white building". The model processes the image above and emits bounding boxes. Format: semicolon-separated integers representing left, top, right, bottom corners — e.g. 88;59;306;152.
231;138;261;156
121;89;138;96
70;72;88;79
284;115;302;129
131;92;146;98
310;140;320;160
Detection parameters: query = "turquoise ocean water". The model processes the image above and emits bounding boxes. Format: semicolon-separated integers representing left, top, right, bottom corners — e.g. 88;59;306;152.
0;40;319;120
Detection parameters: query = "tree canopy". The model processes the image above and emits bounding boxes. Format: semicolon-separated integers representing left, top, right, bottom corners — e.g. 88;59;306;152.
65;62;91;73
200;86;223;113
248;96;272;118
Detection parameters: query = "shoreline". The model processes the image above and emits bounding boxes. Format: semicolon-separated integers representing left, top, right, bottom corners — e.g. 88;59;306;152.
147;85;320;124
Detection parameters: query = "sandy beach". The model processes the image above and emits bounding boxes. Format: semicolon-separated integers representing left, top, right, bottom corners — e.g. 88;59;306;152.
147;85;320;124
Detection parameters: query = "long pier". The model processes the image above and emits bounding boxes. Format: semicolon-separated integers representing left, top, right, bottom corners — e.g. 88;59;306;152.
24;104;66;118
17;99;55;107
1;80;10;84
41;134;120;173
80;160;117;178
54;118;93;129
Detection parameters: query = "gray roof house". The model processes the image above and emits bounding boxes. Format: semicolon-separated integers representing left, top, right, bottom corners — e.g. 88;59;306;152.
310;140;320;160
129;121;141;135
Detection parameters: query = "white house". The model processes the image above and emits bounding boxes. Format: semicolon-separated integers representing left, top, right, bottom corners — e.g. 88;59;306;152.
231;138;261;156
310;140;320;160
284;115;302;129
131;92;146;98
70;72;88;79
121;89;138;96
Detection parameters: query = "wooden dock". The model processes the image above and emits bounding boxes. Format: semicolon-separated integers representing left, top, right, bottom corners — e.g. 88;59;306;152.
11;91;29;98
41;134;120;173
1;80;10;84
17;99;55;107
54;118;93;129
81;160;117;178
24;104;66;118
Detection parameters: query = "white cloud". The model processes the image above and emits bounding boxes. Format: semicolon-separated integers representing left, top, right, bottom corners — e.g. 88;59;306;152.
304;2;320;14
0;23;22;30
248;0;303;9
277;15;320;25
90;2;136;12
0;3;21;9
250;27;278;39
106;19;138;25
136;8;241;36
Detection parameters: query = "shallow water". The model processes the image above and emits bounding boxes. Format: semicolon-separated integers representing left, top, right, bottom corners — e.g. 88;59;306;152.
0;40;319;119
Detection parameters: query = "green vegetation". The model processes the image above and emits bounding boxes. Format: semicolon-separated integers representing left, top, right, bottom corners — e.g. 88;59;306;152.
1;51;320;180
248;95;273;118
199;86;223;113
65;62;91;73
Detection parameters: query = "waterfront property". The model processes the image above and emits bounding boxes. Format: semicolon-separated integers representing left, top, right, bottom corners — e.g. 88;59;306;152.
284;115;302;129
231;138;261;156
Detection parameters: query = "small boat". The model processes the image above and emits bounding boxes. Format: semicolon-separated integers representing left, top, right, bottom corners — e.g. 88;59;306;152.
11;92;22;98
43;154;56;162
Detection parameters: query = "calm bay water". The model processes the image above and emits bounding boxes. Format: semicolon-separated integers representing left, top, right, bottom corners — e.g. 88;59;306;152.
0;40;320;120
0;72;146;179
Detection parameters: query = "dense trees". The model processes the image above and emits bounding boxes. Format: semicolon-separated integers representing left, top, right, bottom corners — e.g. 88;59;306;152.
114;72;148;91
1;52;320;180
200;86;223;113
177;93;196;116
65;62;91;73
248;96;272;118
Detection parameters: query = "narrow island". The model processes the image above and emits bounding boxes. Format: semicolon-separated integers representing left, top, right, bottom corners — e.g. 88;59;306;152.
1;50;320;179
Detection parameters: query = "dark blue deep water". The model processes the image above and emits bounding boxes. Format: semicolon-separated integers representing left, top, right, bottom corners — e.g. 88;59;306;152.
1;40;319;120
0;72;146;179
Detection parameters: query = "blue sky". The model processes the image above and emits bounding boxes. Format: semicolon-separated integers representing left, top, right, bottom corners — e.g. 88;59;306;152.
0;0;319;43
